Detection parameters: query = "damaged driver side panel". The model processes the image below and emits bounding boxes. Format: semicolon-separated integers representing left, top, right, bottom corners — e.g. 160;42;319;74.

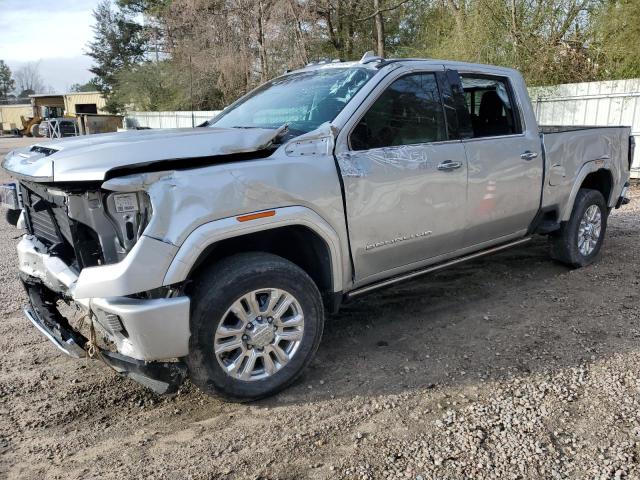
337;143;468;282
335;68;468;282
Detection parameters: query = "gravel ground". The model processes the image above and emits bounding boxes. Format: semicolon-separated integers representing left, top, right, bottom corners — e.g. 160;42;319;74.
0;136;639;479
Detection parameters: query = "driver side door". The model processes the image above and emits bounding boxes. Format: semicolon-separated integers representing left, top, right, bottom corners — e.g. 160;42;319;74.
335;69;468;284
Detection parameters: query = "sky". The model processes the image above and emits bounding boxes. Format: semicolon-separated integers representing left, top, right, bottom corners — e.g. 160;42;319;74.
0;0;100;93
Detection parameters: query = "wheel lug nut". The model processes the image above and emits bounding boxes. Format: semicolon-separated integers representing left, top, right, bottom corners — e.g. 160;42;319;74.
242;334;248;341
267;317;273;323
247;322;254;329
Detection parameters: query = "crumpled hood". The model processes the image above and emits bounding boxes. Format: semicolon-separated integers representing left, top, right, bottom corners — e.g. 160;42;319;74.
1;126;283;182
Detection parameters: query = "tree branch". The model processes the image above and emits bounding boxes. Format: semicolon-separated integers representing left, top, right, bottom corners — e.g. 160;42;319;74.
354;0;414;22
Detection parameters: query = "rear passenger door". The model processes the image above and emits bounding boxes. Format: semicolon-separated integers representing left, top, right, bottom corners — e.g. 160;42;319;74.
335;68;468;283
454;72;543;247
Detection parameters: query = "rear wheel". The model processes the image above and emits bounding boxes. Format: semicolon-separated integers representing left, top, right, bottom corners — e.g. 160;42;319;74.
550;188;608;267
186;252;324;401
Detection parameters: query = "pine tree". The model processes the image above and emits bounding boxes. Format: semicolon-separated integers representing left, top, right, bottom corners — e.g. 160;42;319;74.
0;60;15;101
87;0;147;113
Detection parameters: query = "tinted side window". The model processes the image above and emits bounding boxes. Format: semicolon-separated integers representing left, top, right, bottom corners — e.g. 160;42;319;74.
460;75;521;138
351;73;446;150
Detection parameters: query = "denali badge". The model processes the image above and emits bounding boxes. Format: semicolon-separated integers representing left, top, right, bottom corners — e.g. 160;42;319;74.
113;193;139;213
366;231;432;251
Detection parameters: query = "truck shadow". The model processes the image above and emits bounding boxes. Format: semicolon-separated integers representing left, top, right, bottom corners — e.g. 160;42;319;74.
266;230;640;406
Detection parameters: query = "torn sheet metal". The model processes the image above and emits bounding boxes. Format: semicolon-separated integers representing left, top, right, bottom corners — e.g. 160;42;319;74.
73;235;178;299
17;236;78;294
102;171;176;192
336;153;365;178
336;141;468;282
100;129;351;278
336;144;436;178
284;122;338;158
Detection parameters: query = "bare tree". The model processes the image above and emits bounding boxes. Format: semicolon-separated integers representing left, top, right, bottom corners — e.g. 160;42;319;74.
355;0;415;58
91;0;632;111
160;0;314;107
13;62;46;96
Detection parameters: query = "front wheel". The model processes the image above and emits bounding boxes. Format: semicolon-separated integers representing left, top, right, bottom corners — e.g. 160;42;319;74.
550;188;608;268
186;252;324;401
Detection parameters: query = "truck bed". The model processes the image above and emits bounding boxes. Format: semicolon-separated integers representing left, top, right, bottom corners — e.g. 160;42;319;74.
539;125;632;134
540;125;632;217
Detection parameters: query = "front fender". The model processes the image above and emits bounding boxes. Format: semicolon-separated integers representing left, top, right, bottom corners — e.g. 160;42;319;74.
162;205;344;292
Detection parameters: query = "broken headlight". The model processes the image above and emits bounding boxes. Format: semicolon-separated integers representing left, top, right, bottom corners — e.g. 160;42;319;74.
104;191;153;253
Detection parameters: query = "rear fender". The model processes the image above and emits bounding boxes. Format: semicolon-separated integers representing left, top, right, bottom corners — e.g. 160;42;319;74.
561;162;612;222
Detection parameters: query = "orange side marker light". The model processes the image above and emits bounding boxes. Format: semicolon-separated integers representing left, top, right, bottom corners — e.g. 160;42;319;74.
236;210;276;222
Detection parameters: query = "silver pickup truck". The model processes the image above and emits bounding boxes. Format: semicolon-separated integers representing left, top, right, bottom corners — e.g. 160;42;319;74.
1;56;633;401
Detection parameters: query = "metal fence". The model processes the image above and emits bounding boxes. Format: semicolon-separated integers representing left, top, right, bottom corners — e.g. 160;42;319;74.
125;111;221;129
530;79;640;178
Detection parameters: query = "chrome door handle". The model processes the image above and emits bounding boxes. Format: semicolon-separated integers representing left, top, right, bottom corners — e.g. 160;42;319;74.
437;160;462;171
520;151;538;161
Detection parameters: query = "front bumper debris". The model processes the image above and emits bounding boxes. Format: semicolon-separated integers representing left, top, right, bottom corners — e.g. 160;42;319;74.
99;350;187;395
22;280;188;395
24;304;86;358
17;235;191;361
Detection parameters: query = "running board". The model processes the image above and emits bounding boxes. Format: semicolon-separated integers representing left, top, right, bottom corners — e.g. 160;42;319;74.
346;237;532;299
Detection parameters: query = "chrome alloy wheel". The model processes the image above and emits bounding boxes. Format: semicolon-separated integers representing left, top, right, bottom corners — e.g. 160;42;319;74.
214;288;305;381
577;204;602;256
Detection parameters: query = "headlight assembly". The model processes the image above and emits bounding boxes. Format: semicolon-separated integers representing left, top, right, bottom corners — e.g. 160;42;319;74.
105;191;153;253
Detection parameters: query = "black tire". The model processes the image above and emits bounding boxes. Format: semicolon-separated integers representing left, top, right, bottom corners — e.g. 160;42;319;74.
186;252;324;401
5;209;20;226
550;188;608;268
30;123;41;137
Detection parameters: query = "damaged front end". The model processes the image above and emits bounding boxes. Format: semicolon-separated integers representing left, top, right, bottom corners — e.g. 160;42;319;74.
22;276;187;394
9;179;190;394
1;125;306;395
18;180;153;269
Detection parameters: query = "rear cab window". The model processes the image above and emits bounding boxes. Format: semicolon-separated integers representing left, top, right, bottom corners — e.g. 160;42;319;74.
459;74;522;138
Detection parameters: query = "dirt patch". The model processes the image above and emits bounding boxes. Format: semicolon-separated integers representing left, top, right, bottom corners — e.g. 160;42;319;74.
0;137;638;478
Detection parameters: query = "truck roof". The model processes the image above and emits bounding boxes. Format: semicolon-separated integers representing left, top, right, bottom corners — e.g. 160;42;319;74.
294;57;520;78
